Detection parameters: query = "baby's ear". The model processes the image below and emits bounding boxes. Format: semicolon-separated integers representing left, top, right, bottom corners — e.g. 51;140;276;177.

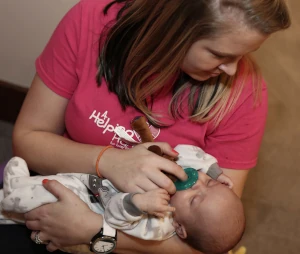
172;220;187;239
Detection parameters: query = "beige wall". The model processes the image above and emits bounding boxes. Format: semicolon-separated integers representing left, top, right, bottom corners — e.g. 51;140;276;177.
0;0;79;88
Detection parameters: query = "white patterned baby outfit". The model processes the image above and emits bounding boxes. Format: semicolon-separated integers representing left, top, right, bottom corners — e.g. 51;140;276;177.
0;144;222;240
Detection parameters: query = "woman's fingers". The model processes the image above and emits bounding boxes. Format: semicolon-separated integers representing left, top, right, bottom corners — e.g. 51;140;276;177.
46;242;59;252
42;179;73;200
131;184;146;194
30;230;37;242
159;162;187;182
24;205;45;221
136;180;158;193
26;220;40;231
101;142;186;194
30;230;50;244
147;170;176;194
145;144;187;182
23;180;101;248
144;142;178;157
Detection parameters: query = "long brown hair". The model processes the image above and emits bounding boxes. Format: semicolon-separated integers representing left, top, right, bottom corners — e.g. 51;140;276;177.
98;0;291;126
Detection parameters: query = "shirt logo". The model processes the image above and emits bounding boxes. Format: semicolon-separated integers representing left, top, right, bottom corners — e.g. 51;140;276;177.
89;110;160;149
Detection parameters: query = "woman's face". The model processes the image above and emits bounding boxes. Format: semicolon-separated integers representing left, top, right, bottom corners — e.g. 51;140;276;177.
181;27;268;81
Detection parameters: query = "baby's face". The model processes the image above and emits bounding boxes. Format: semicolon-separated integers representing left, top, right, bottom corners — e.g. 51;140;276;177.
170;172;235;224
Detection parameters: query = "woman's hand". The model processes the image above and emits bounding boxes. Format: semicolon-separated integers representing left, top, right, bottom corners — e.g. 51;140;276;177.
24;180;102;252
99;142;187;194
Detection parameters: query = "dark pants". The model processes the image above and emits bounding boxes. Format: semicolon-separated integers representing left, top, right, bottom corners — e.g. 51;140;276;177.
0;225;66;254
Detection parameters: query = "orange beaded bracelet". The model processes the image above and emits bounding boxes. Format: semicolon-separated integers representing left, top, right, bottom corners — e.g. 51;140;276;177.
95;145;113;178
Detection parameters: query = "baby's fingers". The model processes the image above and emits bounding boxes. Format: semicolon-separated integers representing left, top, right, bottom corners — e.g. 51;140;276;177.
159;192;170;201
153;212;165;218
223;180;233;189
155;189;171;201
157;205;175;213
165;206;176;213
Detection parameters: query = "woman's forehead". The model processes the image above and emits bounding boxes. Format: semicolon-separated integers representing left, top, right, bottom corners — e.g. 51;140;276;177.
194;28;268;56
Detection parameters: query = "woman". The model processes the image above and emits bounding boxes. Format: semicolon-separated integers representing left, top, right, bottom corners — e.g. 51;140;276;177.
9;0;290;253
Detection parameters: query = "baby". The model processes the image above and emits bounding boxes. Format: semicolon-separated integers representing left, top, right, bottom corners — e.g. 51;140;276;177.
1;145;245;254
104;171;245;254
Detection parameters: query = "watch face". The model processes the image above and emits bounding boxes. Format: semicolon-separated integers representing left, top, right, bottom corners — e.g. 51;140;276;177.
93;239;116;253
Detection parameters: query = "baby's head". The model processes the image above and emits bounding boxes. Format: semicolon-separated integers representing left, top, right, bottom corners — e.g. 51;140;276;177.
170;172;245;254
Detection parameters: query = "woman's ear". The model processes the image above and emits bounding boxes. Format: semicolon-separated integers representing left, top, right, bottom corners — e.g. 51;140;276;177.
172;220;187;239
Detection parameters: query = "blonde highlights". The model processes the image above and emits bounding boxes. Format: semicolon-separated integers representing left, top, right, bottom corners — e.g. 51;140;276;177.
181;55;263;126
98;0;291;127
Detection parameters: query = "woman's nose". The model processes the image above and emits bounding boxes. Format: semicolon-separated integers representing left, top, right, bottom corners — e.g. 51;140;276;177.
218;59;240;76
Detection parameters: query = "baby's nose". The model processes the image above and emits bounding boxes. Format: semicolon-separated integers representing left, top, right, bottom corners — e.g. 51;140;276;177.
191;178;208;192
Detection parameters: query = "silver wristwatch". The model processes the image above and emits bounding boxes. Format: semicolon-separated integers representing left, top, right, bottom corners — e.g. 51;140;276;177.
90;220;117;254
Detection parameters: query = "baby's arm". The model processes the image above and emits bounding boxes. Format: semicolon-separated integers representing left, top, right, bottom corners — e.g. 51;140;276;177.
207;163;233;188
104;193;144;230
105;189;174;224
132;189;175;217
174;145;233;188
104;190;175;240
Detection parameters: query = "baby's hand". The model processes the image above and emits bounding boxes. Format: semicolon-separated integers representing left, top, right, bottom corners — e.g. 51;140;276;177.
132;189;175;218
217;173;233;188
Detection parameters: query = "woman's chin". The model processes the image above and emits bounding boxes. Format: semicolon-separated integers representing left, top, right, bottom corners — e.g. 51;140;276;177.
191;75;211;82
187;72;216;81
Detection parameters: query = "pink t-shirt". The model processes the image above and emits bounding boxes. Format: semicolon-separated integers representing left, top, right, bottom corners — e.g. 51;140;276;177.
36;0;268;170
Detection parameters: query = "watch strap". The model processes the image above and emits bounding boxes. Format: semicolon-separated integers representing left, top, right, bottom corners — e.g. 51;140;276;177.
90;219;117;253
103;219;117;238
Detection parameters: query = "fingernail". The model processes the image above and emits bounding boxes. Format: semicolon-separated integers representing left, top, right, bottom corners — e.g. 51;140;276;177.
42;179;49;184
172;149;179;154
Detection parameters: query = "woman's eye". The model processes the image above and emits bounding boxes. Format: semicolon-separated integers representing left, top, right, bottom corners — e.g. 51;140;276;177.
212;53;225;59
